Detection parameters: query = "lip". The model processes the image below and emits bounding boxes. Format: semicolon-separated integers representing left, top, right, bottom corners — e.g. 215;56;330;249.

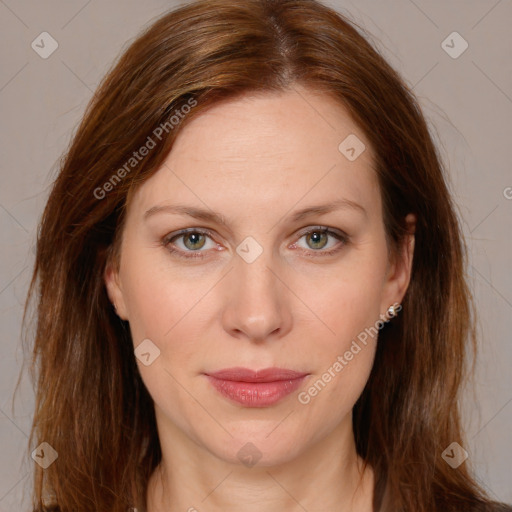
205;367;309;407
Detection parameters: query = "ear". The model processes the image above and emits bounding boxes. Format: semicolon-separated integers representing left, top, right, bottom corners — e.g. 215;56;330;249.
380;213;416;314
104;260;129;321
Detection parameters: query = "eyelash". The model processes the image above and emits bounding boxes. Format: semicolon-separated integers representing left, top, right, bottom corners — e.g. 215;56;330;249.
162;226;349;260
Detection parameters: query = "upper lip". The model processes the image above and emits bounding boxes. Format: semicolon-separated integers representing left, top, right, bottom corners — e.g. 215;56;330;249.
206;367;309;383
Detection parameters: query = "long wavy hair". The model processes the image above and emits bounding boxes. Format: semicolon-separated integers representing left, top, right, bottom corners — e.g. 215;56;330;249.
23;0;504;510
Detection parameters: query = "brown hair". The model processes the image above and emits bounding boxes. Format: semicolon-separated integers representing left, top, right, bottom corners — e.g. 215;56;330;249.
23;0;505;510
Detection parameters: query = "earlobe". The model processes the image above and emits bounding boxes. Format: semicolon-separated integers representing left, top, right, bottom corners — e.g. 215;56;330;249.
395;213;416;303
104;262;129;320
382;213;416;311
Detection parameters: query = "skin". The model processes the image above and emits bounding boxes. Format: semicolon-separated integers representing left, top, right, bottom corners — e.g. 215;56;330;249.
105;84;415;512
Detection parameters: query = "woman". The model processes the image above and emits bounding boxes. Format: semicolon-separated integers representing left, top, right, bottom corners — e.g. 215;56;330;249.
24;0;511;511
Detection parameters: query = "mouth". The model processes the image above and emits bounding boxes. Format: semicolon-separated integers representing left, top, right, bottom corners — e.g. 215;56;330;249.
204;367;309;408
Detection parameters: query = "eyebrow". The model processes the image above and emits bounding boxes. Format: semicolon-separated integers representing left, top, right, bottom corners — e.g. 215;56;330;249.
143;198;367;226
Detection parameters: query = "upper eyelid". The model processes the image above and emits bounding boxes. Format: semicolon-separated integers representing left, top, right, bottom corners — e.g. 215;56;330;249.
165;226;347;250
294;225;346;238
164;228;216;246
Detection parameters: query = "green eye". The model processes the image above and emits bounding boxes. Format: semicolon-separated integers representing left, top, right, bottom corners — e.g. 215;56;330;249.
163;226;348;260
305;230;329;250
182;232;207;250
295;226;347;256
163;228;215;259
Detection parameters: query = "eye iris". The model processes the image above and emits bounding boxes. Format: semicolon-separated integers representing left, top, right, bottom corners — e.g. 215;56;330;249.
306;231;328;250
183;232;206;250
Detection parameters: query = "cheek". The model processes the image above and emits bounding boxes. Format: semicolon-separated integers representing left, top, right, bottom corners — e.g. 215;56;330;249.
291;249;386;410
120;258;216;437
294;251;388;349
296;342;376;445
120;247;217;344
120;251;223;406
296;270;383;424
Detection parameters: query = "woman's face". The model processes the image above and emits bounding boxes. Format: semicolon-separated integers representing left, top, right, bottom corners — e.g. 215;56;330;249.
105;86;414;467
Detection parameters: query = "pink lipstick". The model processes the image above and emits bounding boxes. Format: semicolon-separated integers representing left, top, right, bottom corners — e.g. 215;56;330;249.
205;367;308;407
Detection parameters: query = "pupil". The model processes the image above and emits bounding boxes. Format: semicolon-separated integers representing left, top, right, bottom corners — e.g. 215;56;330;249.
185;233;205;250
308;231;327;249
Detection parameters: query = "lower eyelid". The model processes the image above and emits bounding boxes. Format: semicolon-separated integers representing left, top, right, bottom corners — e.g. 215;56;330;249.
175;233;216;250
164;228;348;258
294;238;346;257
164;232;216;257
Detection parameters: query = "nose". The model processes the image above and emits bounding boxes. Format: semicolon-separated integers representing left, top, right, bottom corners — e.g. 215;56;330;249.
221;253;293;343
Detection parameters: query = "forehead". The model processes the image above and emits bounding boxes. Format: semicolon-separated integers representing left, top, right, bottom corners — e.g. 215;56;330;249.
170;87;374;168
127;87;380;223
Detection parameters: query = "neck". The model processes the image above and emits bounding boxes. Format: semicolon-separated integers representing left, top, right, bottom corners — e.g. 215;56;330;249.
146;412;374;512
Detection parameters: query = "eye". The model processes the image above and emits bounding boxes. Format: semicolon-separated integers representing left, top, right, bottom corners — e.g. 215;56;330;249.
163;228;218;259
292;226;348;257
162;226;349;260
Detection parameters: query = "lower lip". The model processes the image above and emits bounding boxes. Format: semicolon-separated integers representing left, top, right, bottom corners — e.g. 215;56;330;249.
206;375;306;407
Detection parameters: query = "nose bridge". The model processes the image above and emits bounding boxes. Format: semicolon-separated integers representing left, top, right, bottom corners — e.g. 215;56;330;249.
222;244;291;341
235;250;277;298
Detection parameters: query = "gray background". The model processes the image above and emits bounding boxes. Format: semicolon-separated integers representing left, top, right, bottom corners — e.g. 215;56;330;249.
0;0;511;509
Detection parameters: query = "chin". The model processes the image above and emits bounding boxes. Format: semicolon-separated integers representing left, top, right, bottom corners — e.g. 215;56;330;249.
203;424;311;469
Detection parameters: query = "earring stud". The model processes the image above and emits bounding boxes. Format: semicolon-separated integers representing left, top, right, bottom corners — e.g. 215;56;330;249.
387;304;400;318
